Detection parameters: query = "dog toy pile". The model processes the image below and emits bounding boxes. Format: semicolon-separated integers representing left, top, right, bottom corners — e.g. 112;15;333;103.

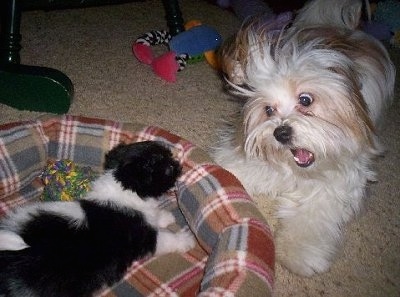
40;159;97;201
133;23;222;82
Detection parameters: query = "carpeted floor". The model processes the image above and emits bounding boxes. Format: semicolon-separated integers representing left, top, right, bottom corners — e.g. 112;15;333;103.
0;1;399;296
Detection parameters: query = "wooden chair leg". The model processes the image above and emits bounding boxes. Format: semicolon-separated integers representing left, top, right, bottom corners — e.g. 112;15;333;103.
0;0;73;114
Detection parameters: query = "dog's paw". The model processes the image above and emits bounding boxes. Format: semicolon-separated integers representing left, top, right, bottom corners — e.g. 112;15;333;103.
155;229;196;255
173;229;196;253
276;233;335;277
145;208;176;228
0;230;28;251
157;210;176;228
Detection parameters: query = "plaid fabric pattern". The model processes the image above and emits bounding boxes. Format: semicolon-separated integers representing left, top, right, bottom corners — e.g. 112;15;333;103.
178;165;274;296
0;121;48;215
0;115;275;296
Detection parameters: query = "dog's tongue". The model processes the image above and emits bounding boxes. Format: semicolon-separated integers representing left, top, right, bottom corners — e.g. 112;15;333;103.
291;149;315;167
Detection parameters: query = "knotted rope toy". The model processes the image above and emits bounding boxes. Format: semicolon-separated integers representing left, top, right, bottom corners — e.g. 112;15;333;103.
40;159;97;201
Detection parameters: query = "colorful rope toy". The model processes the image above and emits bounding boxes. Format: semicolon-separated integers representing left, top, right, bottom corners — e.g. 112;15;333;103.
40;159;97;201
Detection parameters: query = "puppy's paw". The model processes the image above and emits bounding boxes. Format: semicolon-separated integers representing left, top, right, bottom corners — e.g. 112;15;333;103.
155;229;196;255
173;229;196;253
276;232;335;277
157;210;176;228
0;230;28;251
145;208;175;228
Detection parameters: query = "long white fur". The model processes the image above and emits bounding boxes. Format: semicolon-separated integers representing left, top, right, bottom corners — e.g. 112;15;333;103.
213;0;395;276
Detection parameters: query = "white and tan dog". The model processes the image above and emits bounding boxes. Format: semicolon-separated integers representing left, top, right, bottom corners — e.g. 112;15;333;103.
213;0;395;276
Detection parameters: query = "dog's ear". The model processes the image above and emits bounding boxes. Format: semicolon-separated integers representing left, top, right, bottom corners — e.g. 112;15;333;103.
219;18;268;86
104;143;130;170
219;29;248;86
114;159;153;197
219;17;288;87
294;0;362;30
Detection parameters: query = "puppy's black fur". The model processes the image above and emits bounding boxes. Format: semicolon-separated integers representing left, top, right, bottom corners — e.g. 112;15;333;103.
0;141;182;297
105;141;181;197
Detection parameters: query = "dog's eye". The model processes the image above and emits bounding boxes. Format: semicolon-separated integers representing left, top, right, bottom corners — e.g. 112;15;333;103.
299;93;313;107
265;106;275;116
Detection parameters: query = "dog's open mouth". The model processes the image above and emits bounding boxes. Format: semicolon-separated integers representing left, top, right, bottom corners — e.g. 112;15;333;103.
290;148;315;167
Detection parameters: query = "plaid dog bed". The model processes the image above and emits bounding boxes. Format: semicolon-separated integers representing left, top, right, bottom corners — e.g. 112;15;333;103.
0;115;275;296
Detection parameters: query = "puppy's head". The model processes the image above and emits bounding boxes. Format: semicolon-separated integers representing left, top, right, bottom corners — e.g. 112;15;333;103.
220;11;393;171
104;141;181;198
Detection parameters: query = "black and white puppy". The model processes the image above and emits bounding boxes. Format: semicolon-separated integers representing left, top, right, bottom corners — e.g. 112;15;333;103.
0;141;195;297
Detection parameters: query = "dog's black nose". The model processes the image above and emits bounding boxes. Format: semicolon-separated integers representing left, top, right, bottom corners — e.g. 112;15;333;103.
273;125;292;144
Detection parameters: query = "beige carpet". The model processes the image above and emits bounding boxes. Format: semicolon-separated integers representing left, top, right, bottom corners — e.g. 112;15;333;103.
1;0;399;296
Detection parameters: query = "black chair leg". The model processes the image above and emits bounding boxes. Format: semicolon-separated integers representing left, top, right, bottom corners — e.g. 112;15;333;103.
0;0;73;114
161;0;185;36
